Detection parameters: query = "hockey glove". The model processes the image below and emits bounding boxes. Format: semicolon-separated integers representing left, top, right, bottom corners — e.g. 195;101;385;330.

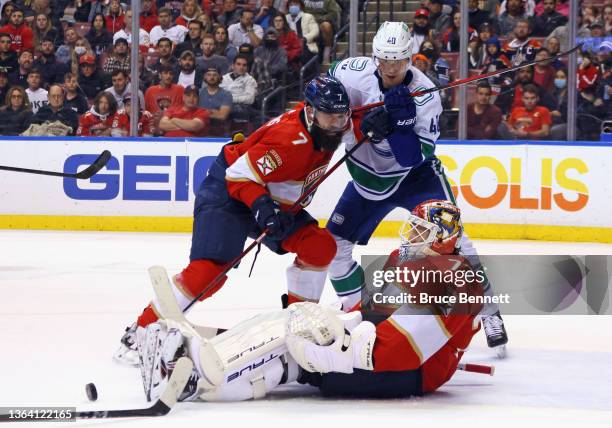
251;194;294;241
384;85;417;134
360;107;391;143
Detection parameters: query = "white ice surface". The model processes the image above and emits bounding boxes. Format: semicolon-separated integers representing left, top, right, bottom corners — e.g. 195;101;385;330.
0;230;611;427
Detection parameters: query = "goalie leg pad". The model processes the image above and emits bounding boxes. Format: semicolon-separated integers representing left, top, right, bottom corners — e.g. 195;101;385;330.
198;356;287;402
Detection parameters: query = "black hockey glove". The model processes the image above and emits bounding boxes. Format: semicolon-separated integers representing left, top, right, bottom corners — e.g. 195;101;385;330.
251;194;295;241
360;107;391;143
384;85;417;134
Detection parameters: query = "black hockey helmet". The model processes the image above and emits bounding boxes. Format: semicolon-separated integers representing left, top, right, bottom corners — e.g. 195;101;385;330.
304;76;350;114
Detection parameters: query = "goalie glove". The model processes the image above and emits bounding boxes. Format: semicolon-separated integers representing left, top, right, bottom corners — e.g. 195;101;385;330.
285;302;376;374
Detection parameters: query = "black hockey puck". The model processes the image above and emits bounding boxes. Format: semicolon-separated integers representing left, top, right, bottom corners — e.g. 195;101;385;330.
85;383;98;401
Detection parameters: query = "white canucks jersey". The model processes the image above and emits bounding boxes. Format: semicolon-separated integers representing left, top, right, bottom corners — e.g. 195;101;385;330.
329;57;443;200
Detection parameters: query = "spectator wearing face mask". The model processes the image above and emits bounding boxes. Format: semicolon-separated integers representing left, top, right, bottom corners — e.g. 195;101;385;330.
285;0;319;57
252;27;287;90
549;67;568;139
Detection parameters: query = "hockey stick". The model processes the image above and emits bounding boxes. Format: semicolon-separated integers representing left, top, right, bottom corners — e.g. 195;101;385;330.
183;133;371;313
352;44;583;114
457;363;495;376
0;150;112;179
75;357;193;419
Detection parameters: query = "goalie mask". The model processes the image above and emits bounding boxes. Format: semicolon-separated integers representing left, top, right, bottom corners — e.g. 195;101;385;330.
399;200;462;259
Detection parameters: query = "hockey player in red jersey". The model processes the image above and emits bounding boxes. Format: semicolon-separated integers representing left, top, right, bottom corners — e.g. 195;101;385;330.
291;199;484;397
114;76;355;364
137;200;484;401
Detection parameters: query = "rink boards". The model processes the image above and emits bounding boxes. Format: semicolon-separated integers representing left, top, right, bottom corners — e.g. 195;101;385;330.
0;137;610;242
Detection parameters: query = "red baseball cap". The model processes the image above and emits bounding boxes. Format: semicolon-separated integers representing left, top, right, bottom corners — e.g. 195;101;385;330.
79;54;96;65
415;8;430;18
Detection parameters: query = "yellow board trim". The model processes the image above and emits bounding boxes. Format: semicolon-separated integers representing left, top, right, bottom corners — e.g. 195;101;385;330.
1;215;612;243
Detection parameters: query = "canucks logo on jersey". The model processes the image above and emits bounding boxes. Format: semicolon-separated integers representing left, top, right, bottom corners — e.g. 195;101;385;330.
329;57;443;201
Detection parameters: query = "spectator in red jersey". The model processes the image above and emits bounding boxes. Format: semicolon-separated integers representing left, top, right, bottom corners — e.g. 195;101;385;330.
140;0;159;33
175;0;204;28
0;7;33;53
144;63;184;115
272;13;302;70
159;84;209;137
532;48;555;92
502;19;541;66
500;84;552;140
468;81;503;139
578;51;599;92
122;94;154;137
442;11;477;52
77;90;129;136
105;0;125;34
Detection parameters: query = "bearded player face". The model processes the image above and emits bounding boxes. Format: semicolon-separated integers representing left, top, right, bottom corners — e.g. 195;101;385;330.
305;105;350;152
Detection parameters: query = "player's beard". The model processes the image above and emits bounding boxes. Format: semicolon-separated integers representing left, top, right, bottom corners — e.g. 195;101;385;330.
311;124;343;152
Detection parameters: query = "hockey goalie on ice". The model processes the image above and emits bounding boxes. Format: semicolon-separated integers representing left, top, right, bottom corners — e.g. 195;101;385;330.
138;199;486;402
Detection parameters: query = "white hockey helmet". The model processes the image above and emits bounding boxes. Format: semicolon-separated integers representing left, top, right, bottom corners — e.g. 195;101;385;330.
372;21;413;61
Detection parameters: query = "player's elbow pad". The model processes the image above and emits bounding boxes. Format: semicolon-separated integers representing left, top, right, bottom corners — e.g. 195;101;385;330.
388;130;422;168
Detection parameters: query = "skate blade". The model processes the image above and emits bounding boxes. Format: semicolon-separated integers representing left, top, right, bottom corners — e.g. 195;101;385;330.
494;344;507;359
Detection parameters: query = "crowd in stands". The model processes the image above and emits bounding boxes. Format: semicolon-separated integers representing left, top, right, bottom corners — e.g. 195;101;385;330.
408;0;611;140
0;0;609;140
0;0;342;137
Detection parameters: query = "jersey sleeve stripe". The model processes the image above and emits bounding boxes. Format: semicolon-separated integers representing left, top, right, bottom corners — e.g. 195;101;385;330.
225;154;265;185
387;317;424;364
389;313;451;362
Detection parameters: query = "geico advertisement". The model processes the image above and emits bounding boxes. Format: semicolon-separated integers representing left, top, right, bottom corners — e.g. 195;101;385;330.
0;140;609;227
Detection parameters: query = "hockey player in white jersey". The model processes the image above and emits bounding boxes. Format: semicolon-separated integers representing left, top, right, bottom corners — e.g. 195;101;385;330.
326;22;508;352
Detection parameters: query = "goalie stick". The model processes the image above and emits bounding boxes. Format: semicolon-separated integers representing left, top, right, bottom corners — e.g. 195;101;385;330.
75;357;193;419
0;357;193;421
0;150;112;179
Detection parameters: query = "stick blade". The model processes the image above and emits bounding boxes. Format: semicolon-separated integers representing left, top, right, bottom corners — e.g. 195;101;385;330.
74;150;112;179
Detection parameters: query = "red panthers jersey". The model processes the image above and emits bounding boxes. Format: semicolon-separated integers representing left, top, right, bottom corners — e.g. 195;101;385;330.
224;104;336;209
370;251;484;393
